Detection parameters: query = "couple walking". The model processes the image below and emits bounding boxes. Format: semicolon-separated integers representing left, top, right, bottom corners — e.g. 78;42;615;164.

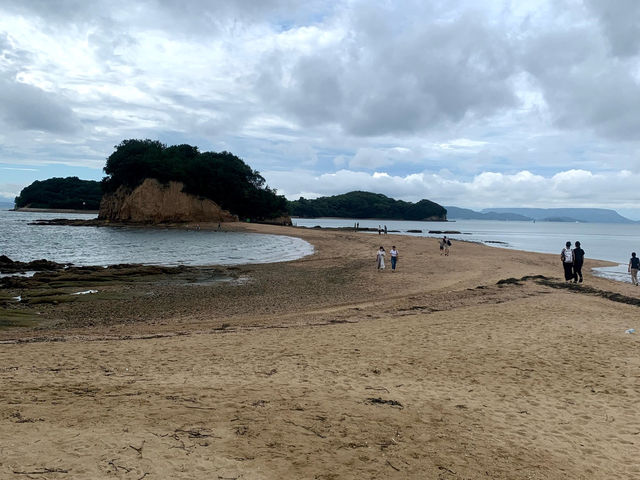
376;246;399;271
561;241;585;283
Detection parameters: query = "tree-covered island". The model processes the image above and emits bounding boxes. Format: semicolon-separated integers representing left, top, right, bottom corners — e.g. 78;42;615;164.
288;191;447;220
14;177;102;210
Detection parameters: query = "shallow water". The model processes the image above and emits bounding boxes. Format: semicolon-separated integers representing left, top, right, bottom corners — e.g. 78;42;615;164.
0;210;313;267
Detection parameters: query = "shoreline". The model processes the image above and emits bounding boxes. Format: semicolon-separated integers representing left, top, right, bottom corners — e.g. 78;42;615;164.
2;224;639;478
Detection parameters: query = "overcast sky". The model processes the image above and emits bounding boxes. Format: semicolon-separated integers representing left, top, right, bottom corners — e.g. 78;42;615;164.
1;0;640;217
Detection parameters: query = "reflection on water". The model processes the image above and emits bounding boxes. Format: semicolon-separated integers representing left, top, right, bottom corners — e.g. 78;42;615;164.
0;211;313;266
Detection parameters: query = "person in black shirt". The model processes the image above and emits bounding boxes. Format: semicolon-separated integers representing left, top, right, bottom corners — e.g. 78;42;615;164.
629;252;640;286
572;241;585;283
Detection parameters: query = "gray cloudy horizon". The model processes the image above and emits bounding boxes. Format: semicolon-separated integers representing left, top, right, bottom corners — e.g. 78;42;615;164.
1;0;640;217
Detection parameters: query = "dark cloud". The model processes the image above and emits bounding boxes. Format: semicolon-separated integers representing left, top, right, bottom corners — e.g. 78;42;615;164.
0;32;79;134
256;6;518;136
521;20;640;141
0;80;80;133
584;0;640;57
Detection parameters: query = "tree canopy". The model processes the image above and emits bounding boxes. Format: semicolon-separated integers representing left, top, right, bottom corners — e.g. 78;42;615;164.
288;191;447;220
14;177;102;210
102;139;288;220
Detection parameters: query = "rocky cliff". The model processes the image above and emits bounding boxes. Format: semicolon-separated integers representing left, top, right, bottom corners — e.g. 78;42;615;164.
98;178;238;223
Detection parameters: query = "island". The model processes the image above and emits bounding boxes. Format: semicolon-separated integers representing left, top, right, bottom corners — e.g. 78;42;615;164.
288;191;447;221
14;177;102;211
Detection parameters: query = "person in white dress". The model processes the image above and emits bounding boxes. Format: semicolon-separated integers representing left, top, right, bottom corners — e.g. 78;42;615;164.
376;246;385;270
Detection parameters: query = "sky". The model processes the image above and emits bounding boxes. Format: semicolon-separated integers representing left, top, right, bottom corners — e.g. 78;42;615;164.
1;0;640;218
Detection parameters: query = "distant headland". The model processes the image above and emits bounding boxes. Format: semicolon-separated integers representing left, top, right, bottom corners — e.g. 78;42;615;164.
288;191;447;221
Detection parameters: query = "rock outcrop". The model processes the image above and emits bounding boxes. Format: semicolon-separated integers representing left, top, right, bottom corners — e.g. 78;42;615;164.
98;178;238;223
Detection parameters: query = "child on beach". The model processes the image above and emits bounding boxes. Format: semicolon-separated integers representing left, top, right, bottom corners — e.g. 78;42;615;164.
376;246;386;270
629;252;639;285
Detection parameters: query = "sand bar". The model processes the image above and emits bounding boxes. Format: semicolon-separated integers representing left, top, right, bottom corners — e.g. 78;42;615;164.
1;223;639;479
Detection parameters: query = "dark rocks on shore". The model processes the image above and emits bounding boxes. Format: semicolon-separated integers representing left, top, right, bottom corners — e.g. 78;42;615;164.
428;230;462;234
0;255;71;273
29;218;107;227
0;263;193;289
406;229;423;233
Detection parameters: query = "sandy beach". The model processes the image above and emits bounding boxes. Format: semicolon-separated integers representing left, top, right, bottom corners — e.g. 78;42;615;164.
1;223;639;479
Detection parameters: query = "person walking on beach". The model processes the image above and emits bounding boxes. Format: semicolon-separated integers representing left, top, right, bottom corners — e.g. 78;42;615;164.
561;241;574;282
572;241;585;283
384;225;388;235
390;245;398;271
439;236;447;255
376;246;386;271
444;236;451;256
629;252;639;285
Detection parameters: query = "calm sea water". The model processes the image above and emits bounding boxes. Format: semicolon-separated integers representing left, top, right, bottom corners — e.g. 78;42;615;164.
0;210;313;267
293;217;640;283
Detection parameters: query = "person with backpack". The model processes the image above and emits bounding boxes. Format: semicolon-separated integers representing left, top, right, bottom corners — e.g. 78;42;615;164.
629;252;639;286
561;241;574;282
443;236;451;256
572;241;585;283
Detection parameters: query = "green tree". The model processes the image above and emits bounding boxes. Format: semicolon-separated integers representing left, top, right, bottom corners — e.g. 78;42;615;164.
15;177;102;210
101;139;288;221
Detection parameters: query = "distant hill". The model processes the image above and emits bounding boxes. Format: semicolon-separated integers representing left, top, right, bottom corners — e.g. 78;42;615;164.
0;201;13;209
288;191;446;220
482;208;635;223
15;177;102;210
445;206;532;221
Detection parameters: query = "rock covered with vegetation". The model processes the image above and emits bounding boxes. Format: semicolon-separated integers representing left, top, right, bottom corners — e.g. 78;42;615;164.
14;177;102;210
288;191;447;221
99;139;290;223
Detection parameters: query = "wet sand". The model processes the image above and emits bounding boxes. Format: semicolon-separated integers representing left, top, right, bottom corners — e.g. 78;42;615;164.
1;223;639;479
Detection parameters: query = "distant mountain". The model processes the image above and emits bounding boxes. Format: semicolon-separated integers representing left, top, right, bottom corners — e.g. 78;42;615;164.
445;206;532;221
0;201;13;209
482;208;635;223
289;191;446;220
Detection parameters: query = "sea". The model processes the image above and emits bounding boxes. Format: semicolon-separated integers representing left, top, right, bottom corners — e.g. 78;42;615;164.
1;210;639;284
292;217;640;284
0;210;314;269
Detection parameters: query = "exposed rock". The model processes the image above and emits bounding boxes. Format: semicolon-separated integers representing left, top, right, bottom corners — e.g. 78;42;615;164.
0;256;70;273
98;178;239;223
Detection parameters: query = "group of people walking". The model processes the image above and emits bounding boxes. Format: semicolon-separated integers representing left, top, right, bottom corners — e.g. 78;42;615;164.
561;241;640;286
560;241;585;283
376;246;399;272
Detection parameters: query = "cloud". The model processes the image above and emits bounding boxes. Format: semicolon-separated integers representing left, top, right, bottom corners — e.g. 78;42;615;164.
584;0;640;57
255;3;519;136
264;168;640;210
0;0;639;213
0;183;23;200
0;80;80;134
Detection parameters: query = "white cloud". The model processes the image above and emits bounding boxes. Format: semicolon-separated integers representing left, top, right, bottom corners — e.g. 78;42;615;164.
264;168;640;211
0;0;640;212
